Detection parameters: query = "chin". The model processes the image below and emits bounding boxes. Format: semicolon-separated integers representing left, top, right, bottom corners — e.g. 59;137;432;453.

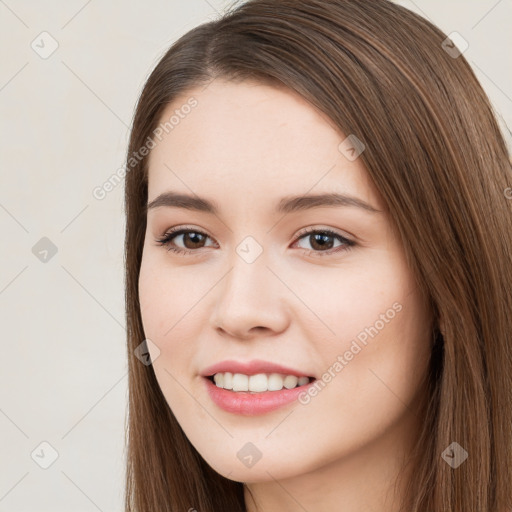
205;451;307;483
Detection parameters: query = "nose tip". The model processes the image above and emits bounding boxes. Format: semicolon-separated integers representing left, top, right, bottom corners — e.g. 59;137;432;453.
211;262;289;339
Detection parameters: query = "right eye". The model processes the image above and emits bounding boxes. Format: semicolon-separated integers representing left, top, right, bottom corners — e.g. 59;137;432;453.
155;227;217;255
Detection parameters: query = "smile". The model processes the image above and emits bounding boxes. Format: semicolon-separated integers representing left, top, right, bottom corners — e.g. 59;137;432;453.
204;373;317;415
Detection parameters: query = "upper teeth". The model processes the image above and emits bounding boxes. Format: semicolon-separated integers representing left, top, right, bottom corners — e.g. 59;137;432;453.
213;372;310;392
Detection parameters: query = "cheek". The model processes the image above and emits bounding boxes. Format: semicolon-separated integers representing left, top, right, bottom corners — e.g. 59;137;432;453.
138;250;191;337
138;254;180;369
300;259;402;345
138;251;209;374
313;253;430;391
138;256;166;339
138;257;198;416
330;283;431;413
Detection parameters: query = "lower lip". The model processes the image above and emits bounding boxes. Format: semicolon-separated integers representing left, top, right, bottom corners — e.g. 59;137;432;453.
203;376;316;415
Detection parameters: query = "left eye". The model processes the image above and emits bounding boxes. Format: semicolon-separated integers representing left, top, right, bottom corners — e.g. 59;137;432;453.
293;229;355;254
155;227;356;256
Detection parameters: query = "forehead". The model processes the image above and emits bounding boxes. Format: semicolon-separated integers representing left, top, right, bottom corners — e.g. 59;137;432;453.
146;79;384;212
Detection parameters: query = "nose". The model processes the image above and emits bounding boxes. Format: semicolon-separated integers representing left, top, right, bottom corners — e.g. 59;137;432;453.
211;253;290;340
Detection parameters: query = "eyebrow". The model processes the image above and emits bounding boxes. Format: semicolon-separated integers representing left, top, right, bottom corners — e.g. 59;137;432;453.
146;191;381;215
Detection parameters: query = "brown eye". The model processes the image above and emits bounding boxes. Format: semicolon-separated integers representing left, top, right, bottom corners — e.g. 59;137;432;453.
155;226;356;257
293;228;356;256
155;228;215;255
180;231;208;249
306;232;335;251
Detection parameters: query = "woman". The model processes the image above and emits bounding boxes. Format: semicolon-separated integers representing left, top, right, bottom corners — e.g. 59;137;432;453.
123;0;512;510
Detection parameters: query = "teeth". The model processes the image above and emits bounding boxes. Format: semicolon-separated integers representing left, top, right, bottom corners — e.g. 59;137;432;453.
223;372;233;389
248;373;267;392
283;375;299;389
213;373;224;387
232;373;249;391
268;373;284;391
211;372;311;392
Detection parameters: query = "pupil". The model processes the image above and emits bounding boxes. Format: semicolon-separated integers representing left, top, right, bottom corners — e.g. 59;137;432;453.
185;232;205;248
311;233;333;250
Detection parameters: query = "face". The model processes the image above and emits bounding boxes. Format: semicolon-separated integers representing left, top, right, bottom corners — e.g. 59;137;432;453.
138;79;433;483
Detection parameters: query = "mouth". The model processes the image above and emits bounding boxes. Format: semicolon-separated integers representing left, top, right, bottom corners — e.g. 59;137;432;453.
205;372;317;394
203;372;318;415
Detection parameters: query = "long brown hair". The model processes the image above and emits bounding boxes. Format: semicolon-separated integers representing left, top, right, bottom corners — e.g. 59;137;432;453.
123;1;512;510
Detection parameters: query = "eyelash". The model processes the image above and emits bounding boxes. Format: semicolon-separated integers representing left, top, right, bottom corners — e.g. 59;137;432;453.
154;225;356;258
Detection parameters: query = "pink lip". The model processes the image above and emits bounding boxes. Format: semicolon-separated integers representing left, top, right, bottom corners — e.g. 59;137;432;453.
203;376;316;415
200;359;314;378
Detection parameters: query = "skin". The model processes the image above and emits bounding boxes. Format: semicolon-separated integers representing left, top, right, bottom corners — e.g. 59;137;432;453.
138;78;434;512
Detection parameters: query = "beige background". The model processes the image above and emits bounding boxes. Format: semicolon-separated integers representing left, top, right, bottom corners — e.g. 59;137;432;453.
1;0;510;510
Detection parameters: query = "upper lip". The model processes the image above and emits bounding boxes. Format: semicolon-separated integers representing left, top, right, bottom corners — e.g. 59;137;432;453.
200;359;315;378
